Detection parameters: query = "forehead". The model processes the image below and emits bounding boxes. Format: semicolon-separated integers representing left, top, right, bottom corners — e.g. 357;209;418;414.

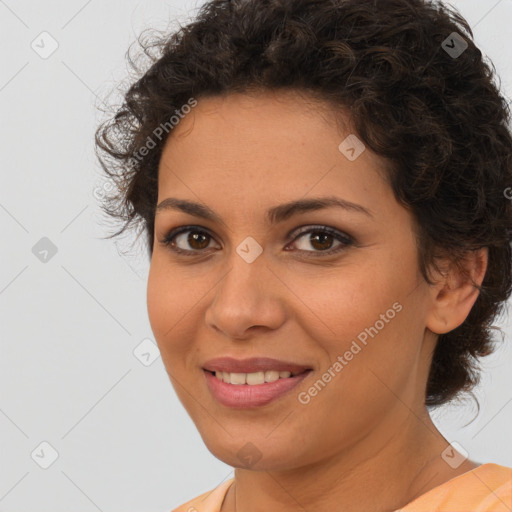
156;91;395;224
160;91;386;179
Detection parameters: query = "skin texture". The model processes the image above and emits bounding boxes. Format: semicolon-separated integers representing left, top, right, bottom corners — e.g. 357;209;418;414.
146;90;488;512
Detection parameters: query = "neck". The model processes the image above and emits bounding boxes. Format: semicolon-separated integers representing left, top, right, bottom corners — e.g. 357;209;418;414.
222;407;476;512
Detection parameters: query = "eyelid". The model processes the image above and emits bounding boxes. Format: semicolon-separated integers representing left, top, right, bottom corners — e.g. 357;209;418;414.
288;224;354;243
159;225;219;253
159;224;355;255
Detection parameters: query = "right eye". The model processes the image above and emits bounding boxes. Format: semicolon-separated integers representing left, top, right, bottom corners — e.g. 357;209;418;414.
159;226;220;255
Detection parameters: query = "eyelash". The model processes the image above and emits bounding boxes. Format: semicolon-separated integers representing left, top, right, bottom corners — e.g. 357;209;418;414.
159;225;355;257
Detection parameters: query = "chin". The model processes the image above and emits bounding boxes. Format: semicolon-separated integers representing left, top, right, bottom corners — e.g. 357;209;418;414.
199;431;303;471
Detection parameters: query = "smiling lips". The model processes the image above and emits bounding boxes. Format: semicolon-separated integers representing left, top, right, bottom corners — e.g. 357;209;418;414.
203;356;312;374
202;356;312;408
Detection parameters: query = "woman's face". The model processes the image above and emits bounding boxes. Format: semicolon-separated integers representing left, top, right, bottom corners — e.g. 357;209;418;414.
147;90;437;470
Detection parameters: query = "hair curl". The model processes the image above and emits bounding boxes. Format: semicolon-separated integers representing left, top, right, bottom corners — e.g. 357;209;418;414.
95;0;512;407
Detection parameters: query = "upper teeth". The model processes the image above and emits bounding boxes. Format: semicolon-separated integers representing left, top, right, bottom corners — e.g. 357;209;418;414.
214;370;295;385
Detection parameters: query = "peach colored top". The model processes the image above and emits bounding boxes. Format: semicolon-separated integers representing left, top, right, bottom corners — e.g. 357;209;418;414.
171;463;511;512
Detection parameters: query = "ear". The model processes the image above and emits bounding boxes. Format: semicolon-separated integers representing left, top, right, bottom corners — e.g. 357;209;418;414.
425;247;488;335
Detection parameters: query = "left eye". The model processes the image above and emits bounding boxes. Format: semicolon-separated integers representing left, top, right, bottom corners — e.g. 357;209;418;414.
287;226;354;255
159;225;354;256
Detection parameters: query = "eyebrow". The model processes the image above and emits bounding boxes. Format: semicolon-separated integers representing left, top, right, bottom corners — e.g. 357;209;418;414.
155;196;373;224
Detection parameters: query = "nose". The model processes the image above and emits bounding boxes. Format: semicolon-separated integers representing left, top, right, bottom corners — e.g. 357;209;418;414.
204;248;287;340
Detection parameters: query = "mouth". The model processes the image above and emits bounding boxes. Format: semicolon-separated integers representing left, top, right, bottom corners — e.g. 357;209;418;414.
203;368;310;385
202;356;312;376
201;356;313;408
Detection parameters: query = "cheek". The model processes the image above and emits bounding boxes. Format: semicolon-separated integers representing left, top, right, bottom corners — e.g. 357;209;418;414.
303;258;405;338
292;301;422;451
304;261;426;411
302;245;422;376
146;259;197;360
146;261;169;341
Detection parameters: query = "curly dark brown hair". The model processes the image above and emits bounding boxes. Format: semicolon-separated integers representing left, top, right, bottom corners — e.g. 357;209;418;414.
95;0;512;407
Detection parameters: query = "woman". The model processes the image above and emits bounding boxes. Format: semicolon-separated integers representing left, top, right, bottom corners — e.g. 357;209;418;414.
95;0;512;510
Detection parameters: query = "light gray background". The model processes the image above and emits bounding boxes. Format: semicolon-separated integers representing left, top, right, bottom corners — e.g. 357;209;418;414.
1;1;511;511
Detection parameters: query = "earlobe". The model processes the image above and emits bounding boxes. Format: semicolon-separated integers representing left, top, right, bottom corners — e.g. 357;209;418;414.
425;247;488;335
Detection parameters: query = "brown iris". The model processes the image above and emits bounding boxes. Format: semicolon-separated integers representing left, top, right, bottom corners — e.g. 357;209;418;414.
308;231;334;251
188;231;210;250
